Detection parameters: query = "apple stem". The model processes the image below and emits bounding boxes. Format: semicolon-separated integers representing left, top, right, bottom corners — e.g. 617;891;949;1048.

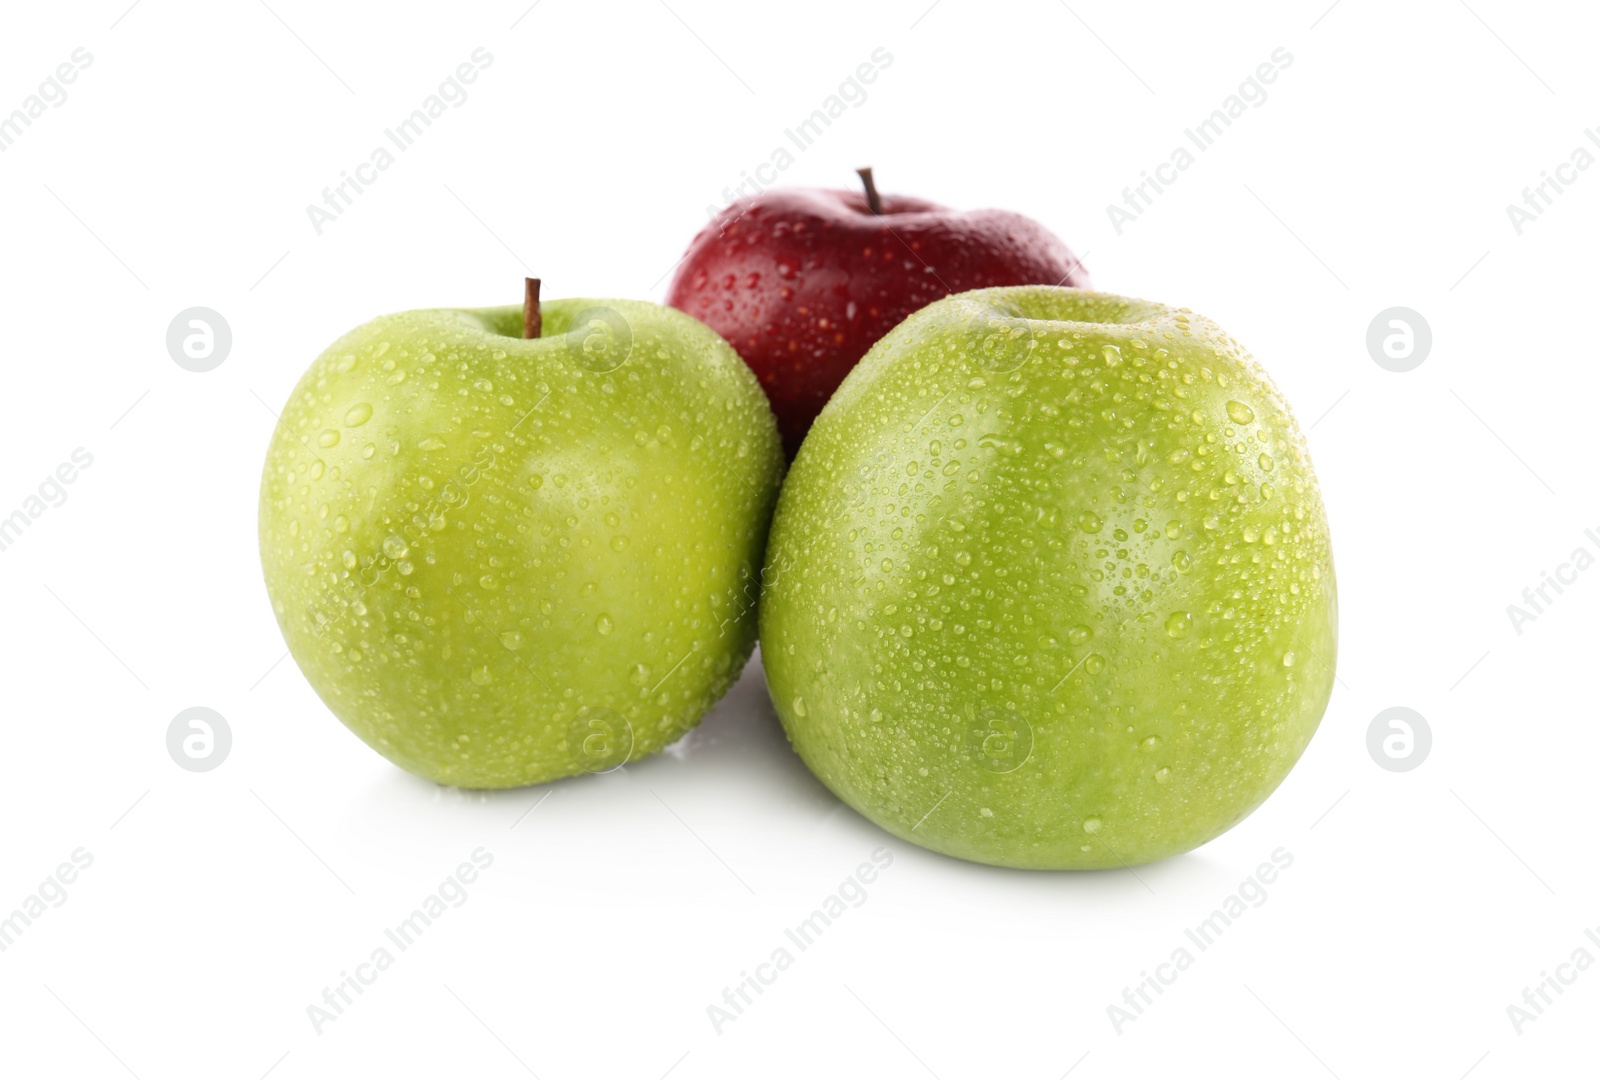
523;277;541;339
856;167;883;215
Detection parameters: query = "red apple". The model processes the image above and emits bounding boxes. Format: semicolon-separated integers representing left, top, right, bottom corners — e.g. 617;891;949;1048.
666;170;1090;457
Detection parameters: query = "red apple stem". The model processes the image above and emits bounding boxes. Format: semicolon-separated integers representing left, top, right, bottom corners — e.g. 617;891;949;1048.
523;277;541;339
856;167;883;215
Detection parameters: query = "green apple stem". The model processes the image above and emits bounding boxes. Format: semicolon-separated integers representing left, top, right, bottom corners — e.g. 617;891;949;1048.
856;167;883;215
524;277;542;339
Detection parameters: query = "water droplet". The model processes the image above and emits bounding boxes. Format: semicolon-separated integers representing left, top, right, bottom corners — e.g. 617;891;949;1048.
1165;611;1192;638
793;696;808;717
1141;735;1162;752
470;665;492;685
418;435;447;451
318;429;340;447
382;535;408;560
344;402;373;427
1084;653;1106;674
1078;511;1103;534
1102;345;1122;366
611;536;629;551
595;614;614;635
1258;452;1274;472
1171;550;1193;573
1226;400;1255;425
1283;651;1297;667
1155;767;1171;784
1082;816;1103;834
1067;624;1093;646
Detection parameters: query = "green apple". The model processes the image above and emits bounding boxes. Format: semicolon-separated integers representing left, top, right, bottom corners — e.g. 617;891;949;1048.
259;291;782;787
760;287;1336;869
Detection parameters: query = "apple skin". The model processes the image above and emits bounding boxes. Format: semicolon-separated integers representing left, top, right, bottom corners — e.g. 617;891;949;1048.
259;299;782;788
666;187;1089;458
759;287;1336;869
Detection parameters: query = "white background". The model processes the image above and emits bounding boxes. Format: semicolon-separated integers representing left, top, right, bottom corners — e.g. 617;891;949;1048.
1;0;1595;1076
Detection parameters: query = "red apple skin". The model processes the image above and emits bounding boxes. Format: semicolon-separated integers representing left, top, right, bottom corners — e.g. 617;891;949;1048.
666;187;1090;458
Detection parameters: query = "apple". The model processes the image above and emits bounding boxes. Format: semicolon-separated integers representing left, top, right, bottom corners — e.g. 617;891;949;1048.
259;282;783;788
759;286;1336;869
666;169;1090;458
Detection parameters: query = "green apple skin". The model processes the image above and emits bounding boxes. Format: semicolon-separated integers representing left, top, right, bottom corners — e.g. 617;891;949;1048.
260;299;782;788
760;287;1336;869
